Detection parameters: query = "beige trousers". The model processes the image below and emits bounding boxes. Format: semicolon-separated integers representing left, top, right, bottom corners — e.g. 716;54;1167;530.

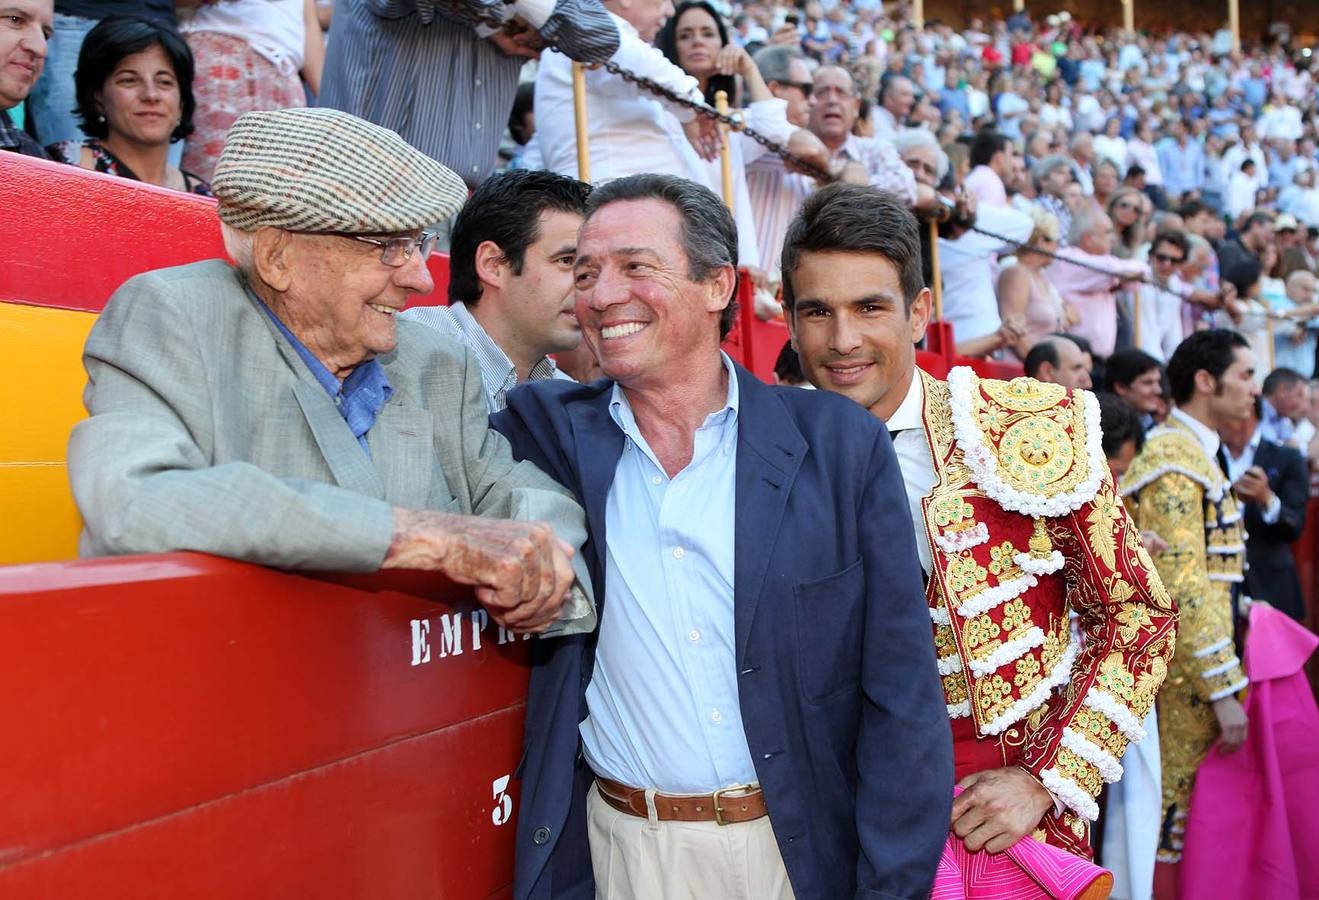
586;783;797;900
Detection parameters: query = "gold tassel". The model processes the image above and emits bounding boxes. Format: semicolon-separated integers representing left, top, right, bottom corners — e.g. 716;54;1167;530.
1028;516;1053;559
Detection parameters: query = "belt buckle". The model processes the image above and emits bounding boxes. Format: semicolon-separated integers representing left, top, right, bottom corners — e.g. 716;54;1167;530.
711;783;756;826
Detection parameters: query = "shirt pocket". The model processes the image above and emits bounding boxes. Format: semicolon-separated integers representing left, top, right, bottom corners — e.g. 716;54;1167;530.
793;558;866;704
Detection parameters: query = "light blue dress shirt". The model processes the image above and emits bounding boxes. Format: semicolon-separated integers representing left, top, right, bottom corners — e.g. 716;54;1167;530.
580;354;758;794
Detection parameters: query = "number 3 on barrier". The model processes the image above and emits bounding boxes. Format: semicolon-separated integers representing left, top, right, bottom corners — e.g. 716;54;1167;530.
491;775;513;826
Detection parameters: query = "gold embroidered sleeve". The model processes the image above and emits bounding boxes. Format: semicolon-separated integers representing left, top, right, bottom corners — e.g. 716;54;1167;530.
1015;468;1177;819
1131;471;1244;701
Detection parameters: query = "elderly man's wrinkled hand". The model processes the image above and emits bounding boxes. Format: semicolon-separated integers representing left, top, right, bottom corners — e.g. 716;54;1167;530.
384;509;575;633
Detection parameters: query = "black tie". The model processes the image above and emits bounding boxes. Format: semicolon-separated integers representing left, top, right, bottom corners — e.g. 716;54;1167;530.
1215;447;1231;480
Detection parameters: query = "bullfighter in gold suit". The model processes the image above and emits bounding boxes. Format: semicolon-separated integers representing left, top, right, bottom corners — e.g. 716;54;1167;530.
782;184;1177;859
1120;330;1255;867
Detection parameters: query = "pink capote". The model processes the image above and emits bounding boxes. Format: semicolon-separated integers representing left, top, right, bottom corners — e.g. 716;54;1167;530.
932;788;1113;900
1179;603;1319;900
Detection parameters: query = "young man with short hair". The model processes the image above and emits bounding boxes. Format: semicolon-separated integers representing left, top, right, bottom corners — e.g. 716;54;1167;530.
402;168;590;412
781;182;1175;863
1120;330;1256;877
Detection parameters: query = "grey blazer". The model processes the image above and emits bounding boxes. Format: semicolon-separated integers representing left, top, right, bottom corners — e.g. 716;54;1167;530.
69;260;594;628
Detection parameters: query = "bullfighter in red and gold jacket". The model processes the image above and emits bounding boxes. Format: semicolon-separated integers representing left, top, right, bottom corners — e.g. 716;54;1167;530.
781;182;1177;860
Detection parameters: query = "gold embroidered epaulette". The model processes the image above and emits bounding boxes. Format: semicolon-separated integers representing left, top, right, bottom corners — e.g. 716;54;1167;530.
1118;424;1224;502
946;367;1104;518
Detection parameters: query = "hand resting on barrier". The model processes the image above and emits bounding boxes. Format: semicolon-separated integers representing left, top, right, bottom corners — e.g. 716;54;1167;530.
383;509;576;634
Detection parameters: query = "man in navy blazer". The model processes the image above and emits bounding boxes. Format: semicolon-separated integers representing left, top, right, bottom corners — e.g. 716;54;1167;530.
492;173;952;900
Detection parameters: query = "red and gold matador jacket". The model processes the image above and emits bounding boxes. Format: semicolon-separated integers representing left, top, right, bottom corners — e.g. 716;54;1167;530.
917;368;1178;855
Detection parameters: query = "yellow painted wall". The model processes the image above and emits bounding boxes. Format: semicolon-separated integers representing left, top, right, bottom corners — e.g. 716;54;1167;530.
0;303;97;564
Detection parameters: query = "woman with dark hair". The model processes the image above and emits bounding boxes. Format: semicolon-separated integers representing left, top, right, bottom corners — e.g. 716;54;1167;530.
656;0;770;107
49;15;210;196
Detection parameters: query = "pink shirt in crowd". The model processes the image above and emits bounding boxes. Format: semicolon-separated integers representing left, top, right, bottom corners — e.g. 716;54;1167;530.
962;165;1008;208
1045;248;1149;357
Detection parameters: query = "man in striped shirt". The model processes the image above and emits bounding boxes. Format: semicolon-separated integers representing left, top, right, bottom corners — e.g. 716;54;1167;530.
400;169;588;412
320;0;617;188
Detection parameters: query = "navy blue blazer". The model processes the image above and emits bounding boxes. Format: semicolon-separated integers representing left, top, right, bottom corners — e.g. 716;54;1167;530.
493;364;953;900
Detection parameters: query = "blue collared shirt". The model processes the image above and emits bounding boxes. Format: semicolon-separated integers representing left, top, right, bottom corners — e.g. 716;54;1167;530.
258;301;393;456
580;353;757;793
1258;397;1296;448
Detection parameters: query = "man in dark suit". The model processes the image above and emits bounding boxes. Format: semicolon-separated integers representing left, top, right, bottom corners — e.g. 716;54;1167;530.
1221;397;1310;621
493;173;952;900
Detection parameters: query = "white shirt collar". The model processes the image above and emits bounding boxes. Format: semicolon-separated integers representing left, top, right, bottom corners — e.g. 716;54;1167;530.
1170;406;1221;459
886;370;925;433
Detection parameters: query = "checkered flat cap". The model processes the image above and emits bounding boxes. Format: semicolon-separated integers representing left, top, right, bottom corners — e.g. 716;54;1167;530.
212;107;467;234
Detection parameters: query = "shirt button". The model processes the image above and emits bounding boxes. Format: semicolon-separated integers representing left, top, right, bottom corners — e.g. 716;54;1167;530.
474;78;482;87
672;547;685;559
689;629;700;642
711;709;722;722
472;165;480;173
651;475;662;485
475;122;482;130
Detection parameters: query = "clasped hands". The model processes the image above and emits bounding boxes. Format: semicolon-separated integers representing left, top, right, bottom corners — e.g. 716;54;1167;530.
487;17;545;59
384;509;576;634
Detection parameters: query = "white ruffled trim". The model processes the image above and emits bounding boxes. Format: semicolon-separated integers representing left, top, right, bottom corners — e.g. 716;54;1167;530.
1061;727;1124;783
968;626;1046;677
1040;767;1101;820
980;638;1080;736
937;653;965;675
1014;549;1064;575
1208;678;1249;702
1119;462;1226;502
1218;509;1243;525
947;700;971;718
1208;573;1244;583
1202;659;1243;679
1206;543;1246;555
934;522;990;554
956;572;1038;619
930;605;951;626
947;367;1105;517
1082;687;1148;742
1193;637;1232;658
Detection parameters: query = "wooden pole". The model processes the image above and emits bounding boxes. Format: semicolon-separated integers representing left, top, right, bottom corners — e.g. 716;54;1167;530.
1132;288;1142;350
912;0;924;29
1267;312;1277;371
571;62;590;182
1122;0;1134;35
714;90;734;214
928;217;943;322
1228;0;1240;52
1013;0;1024;11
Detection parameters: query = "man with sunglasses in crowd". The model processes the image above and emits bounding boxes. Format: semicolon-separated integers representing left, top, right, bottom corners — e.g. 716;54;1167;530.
69;108;596;640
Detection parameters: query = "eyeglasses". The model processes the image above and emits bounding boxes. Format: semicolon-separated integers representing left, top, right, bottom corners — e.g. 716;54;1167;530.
1152;252;1185;264
780;80;814;97
349;230;440;267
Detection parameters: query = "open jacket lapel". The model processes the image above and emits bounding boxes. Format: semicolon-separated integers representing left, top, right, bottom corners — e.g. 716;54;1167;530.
732;366;806;667
566;388;626;585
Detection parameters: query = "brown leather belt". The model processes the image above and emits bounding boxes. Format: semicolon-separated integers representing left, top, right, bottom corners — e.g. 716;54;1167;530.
595;777;768;826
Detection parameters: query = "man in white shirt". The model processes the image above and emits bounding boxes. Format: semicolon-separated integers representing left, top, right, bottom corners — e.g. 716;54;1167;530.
873;74;915;139
534;0;718;184
1132;230;1191;362
401;169;585;412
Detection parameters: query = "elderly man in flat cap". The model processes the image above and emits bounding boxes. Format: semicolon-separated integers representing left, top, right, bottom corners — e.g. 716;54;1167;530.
68;107;593;635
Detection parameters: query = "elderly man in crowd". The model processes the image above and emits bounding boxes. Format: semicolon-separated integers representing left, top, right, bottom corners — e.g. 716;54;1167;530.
494;173;951;899
69;107;594;637
1032;154;1076;245
1024;334;1094;390
873;73;915;138
1047;206;1150;358
401;168;588;412
320;0;618;189
0;0;51;157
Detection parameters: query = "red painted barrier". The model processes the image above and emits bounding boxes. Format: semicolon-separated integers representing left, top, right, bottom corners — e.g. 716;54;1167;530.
0;153;452;312
0;554;526;897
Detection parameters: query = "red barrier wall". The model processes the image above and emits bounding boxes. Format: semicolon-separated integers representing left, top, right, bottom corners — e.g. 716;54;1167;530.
0;555;525;898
